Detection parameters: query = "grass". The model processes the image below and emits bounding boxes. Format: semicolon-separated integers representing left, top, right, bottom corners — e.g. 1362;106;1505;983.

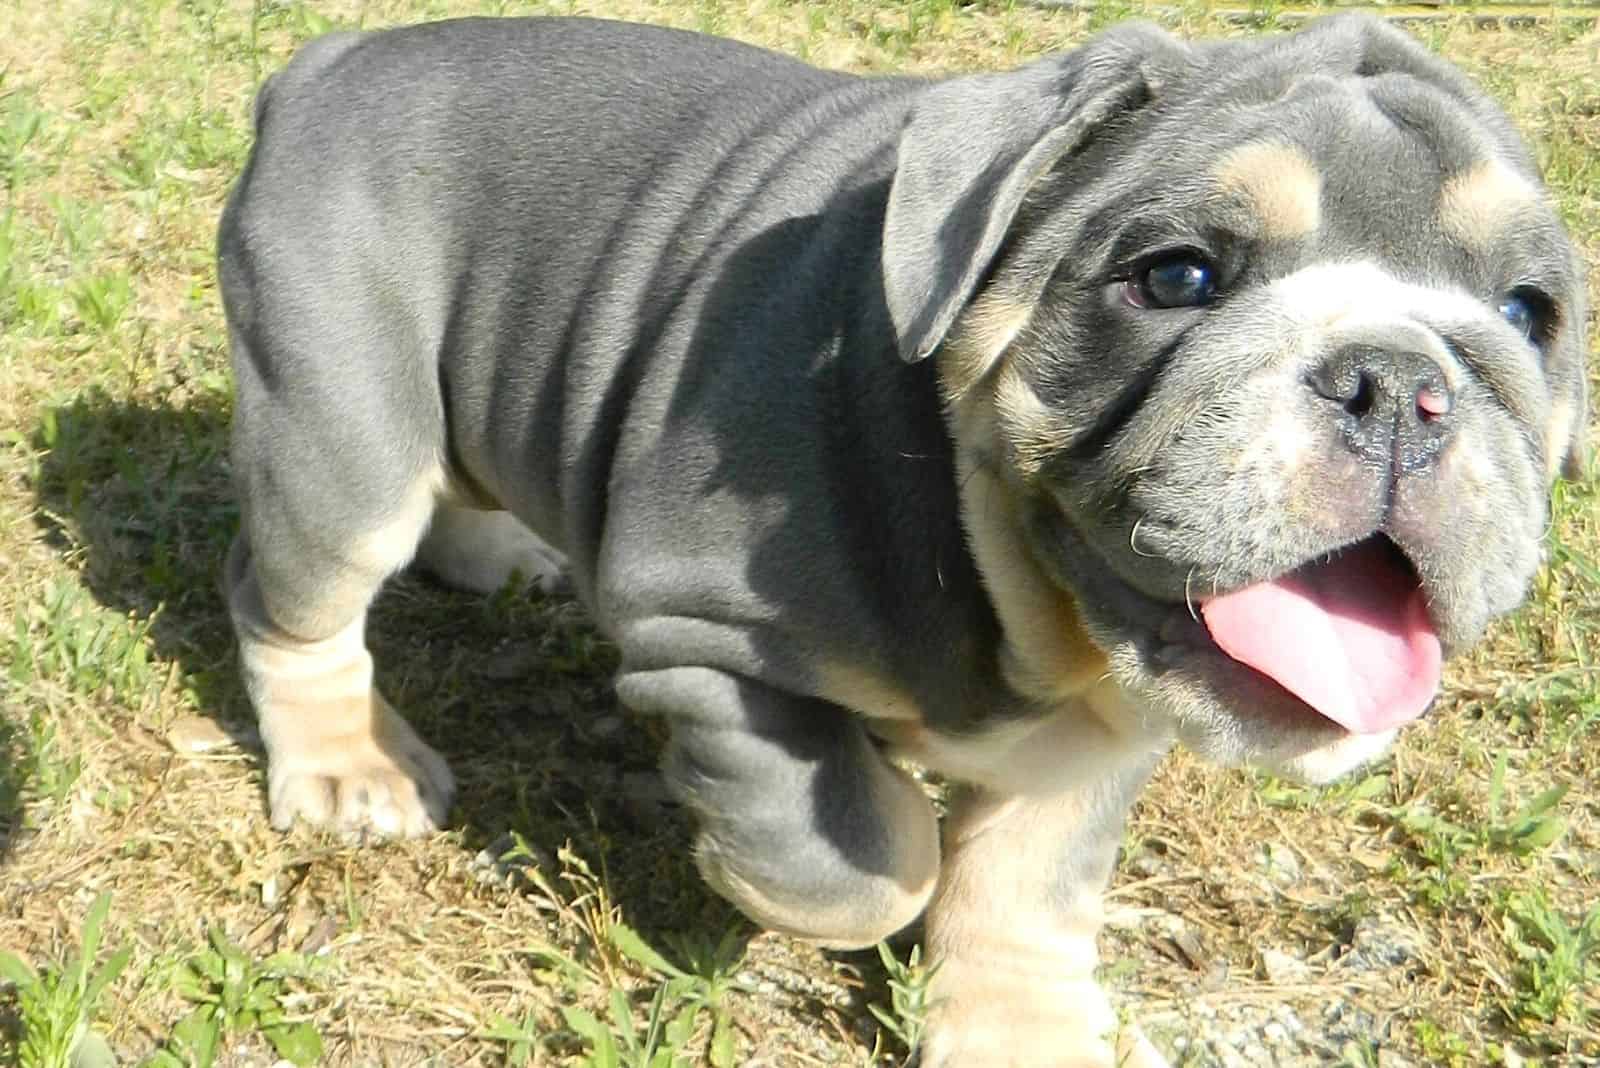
0;0;1596;1064
0;893;130;1068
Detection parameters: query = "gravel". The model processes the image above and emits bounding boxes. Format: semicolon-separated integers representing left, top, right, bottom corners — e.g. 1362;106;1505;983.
1132;913;1431;1067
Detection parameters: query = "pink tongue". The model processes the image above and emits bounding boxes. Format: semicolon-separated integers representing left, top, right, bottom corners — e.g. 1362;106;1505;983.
1199;540;1442;734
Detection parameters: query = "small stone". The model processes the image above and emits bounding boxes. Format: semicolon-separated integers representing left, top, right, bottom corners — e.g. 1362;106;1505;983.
1126;843;1169;879
1254;841;1302;885
1340;914;1422;972
261;874;280;907
69;1030;116;1068
472;831;550;888
1259;948;1312;984
166;715;251;755
589;714;626;740
297;914;339;956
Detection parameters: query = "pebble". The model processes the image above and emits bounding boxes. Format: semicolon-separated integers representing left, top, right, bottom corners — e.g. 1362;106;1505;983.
1339;914;1421;972
1259;948;1313;984
165;715;255;754
471;831;550;889
589;713;626;740
1253;841;1302;885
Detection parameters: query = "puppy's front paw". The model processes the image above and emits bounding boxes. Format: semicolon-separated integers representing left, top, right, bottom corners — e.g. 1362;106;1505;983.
264;696;455;838
917;974;1169;1068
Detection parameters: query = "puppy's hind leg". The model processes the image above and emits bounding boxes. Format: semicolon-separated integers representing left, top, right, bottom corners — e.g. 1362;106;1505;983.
226;450;455;839
413;504;568;595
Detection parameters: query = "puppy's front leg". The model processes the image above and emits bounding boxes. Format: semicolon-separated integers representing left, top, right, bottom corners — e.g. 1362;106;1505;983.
920;762;1167;1068
618;667;940;949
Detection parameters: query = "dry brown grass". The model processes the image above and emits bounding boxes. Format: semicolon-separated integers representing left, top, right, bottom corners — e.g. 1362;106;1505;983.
1;2;1596;1065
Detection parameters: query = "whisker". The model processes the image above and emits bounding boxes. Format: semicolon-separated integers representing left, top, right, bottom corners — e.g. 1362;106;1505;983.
1129;516;1158;558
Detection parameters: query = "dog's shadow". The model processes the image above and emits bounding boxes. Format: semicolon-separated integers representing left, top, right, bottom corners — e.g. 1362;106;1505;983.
23;388;764;948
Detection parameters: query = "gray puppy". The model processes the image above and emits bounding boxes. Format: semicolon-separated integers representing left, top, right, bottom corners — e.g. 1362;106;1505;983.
219;13;1587;1065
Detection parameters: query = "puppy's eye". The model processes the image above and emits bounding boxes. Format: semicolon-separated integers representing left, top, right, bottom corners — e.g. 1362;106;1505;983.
1128;252;1218;309
1497;288;1550;344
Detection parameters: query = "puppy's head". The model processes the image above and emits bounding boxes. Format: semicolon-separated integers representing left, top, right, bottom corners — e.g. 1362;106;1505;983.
885;15;1588;781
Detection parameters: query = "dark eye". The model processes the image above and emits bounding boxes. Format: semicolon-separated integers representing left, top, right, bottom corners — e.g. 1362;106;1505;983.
1497;288;1548;344
1129;252;1218;309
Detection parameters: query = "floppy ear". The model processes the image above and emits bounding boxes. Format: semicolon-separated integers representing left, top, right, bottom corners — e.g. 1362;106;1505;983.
1552;253;1590;482
1561;385;1589;481
1558;333;1589;483
882;23;1188;363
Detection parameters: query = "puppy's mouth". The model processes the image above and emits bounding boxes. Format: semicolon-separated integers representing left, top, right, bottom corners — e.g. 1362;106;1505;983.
1166;535;1443;735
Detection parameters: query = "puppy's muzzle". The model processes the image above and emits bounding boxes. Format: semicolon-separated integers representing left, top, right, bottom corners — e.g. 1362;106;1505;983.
1309;344;1455;474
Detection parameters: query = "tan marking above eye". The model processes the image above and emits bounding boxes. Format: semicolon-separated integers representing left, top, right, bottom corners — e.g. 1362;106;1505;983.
1438;159;1541;248
1214;141;1323;239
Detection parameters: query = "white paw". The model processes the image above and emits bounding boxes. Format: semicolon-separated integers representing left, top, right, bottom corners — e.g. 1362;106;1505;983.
918;1021;1168;1068
415;506;568;595
264;698;455;838
917;974;1168;1068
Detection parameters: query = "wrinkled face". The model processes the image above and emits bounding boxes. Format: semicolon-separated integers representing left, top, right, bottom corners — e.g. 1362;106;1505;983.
946;46;1588;780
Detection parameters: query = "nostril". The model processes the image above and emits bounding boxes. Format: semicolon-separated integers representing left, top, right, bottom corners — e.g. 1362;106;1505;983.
1416;385;1452;423
1346;372;1376;418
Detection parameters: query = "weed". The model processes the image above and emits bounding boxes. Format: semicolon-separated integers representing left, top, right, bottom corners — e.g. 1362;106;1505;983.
497;837;749;1066
147;927;326;1068
1366;752;1572;912
1498;890;1600;1032
1337;1038;1380;1068
562;985;688;1068
867;941;939;1059
479;1010;543;1066
47;197;104;264
67;272;133;334
606;924;747;1067
0;892;131;1068
1390;766;1568;867
0;85;47;191
1413;1018;1473;1068
1255;768;1392;811
18;710;83;806
7;577;156;706
552;919;748;1066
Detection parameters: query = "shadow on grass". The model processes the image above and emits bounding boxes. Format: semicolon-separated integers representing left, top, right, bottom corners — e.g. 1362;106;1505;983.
0;717;25;866
24;387;751;943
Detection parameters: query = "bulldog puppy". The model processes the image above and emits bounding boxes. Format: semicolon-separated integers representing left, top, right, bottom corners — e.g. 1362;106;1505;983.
218;13;1587;1065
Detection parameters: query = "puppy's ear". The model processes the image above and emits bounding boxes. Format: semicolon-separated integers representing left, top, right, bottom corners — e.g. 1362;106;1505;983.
1552;255;1590;482
882;23;1187;363
1557;333;1590;484
1560;385;1589;482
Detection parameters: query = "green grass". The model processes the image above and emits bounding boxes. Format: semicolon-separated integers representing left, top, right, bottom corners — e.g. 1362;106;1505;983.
0;893;130;1068
146;928;326;1068
0;0;1595;1064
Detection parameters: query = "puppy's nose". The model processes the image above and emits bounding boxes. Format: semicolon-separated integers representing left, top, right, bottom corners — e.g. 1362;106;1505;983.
1308;345;1454;475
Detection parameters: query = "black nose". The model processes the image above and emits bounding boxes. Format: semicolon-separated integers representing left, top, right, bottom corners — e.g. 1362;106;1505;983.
1308;345;1454;474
